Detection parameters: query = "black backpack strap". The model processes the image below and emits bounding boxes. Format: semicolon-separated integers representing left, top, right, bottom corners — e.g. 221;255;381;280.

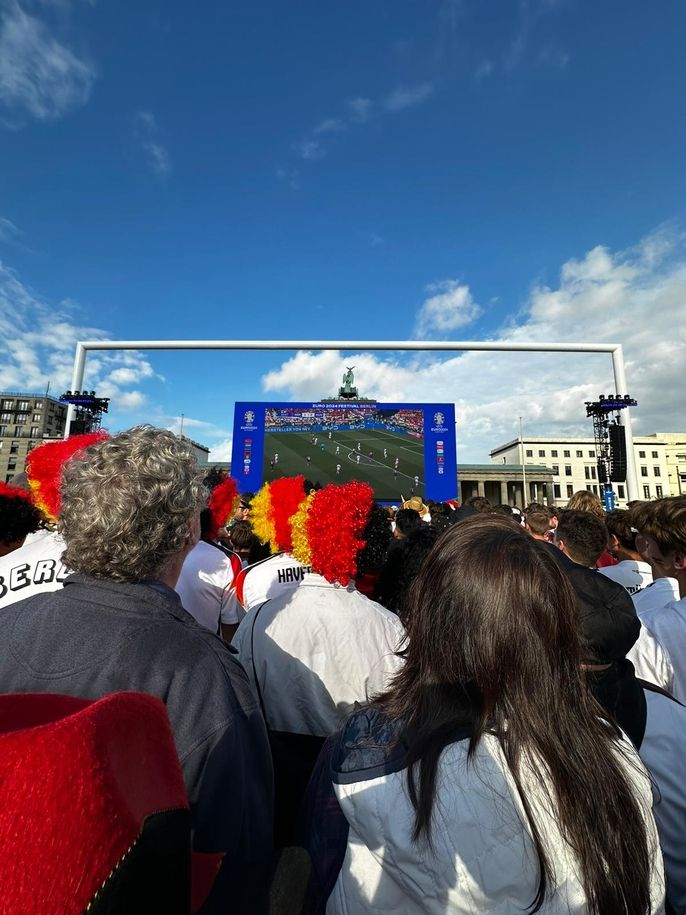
637;678;685;706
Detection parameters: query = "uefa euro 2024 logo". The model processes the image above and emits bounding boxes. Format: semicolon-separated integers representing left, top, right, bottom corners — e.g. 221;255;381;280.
244;410;255;424
433;412;445;427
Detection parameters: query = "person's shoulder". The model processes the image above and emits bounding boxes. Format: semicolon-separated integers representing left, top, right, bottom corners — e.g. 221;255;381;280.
331;707;407;784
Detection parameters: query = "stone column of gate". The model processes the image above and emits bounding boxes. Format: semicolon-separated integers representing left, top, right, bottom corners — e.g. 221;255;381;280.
500;481;509;505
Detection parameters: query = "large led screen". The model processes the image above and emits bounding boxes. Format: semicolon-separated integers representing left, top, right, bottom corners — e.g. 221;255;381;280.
231;401;457;502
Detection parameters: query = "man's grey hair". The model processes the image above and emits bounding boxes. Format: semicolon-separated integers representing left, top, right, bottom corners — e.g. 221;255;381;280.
60;425;207;581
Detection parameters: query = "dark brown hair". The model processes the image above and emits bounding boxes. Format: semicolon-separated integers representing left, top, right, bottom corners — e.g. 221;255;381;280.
377;514;651;914
556;509;608;566
632;496;686;556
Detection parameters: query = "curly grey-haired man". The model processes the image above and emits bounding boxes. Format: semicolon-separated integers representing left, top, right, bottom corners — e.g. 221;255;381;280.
0;425;273;913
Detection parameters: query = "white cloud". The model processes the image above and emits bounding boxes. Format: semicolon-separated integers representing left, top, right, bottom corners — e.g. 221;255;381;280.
383;82;434;113
133;110;172;177
415;280;483;336
475;59;494;82
313;117;345;135
0;216;21;243
538;45;569;69
115;390;147;410
293;138;324;161
208;437;233;463
0;259;160;415
260;227;686;464
0;0;95;124
347;96;373;122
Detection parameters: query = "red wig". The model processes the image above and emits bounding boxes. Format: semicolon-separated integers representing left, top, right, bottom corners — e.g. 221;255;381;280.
306;481;374;584
206;477;239;540
268;475;307;553
26;432;108;521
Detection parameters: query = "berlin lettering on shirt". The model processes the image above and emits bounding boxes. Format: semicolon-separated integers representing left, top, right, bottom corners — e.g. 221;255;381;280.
0;558;69;599
276;565;313;585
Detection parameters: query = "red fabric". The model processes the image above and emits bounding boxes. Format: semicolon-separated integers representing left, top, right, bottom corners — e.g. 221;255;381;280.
354;570;380;599
596;549;618;568
26;432;108;520
0;692;188;914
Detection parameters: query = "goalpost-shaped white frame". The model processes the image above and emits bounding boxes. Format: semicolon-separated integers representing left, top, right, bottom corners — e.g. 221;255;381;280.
67;339;639;501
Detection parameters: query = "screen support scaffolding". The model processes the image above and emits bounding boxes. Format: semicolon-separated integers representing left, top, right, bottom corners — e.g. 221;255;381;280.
67;339;639;502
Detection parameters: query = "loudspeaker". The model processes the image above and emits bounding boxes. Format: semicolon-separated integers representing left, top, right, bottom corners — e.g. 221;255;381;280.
597;461;608;484
609;424;627;482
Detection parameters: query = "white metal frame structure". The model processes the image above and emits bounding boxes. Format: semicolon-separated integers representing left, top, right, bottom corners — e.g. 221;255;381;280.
67;339;639;501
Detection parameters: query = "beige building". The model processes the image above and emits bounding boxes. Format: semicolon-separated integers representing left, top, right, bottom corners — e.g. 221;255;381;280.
490;433;685;506
0;392;68;484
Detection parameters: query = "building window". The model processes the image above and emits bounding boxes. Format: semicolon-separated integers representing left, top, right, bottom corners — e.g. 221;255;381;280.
652;451;659;459
639;450;646;458
566;484;574;498
1;400;13;410
17;401;30;411
0;426;6;437
564;450;570;458
653;467;661;477
589;450;595;458
551;464;559;475
554;484;561;499
14;427;24;437
677;453;686;463
591;466;596;479
32;413;41;422
9;442;18;454
0;413;12;424
576;450;583;458
34;401;42;409
551;450;558;457
643;485;651;499
640;466;648;477
526;449;533;458
586;484;592;491
5;474;14;483
593;485;599;495
656;485;663;498
538;449;545;457
584;466;591;479
14;414;26;425
565;465;572;476
29;426;39;438
618;485;625;499
7;458;16;470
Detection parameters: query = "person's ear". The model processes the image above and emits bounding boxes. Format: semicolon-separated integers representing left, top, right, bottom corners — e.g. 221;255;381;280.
674;552;686;571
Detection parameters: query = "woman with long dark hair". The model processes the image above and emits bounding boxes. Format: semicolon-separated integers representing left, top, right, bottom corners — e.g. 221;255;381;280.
304;515;665;914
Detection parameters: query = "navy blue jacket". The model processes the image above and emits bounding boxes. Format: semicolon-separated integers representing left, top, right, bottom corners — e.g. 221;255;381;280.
0;573;274;912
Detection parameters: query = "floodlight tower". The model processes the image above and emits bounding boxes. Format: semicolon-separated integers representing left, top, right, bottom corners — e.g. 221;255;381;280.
585;394;638;510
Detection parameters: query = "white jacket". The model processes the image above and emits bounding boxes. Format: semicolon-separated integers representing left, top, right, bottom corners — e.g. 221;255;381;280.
232;571;405;737
314;708;665;914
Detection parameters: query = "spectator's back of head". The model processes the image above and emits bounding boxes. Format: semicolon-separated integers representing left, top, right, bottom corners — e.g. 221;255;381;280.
60;426;205;582
555;510;608;567
467;495;492;514
604;509;639;557
394;508;422;539
567;490;604;519
0;483;43;556
526;509;553;539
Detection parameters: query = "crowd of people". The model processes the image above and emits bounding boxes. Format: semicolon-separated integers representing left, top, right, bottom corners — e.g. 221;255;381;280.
0;425;684;913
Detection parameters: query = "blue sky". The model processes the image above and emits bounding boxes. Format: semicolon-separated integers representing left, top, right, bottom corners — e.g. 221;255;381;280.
1;0;685;462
